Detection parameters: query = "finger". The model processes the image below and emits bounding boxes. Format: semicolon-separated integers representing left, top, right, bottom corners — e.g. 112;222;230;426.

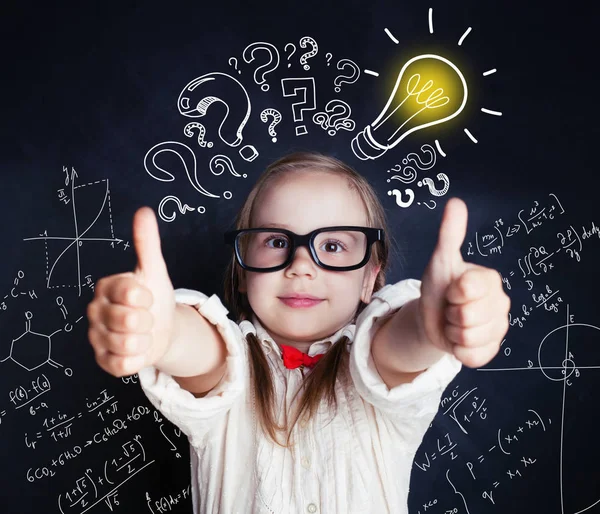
434;197;468;260
99;276;154;309
98;303;154;334
452;339;501;369
445;288;510;328
445;317;508;348
446;298;494;328
94;273;134;301
95;350;147;377
133;206;167;278
446;266;502;305
88;325;151;356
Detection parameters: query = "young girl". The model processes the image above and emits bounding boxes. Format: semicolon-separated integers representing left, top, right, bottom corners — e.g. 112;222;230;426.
87;152;510;514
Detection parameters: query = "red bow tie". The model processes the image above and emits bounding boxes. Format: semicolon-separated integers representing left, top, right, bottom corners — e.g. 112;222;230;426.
280;344;325;369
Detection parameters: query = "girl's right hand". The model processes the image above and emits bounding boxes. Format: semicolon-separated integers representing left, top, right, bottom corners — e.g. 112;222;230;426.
87;207;176;377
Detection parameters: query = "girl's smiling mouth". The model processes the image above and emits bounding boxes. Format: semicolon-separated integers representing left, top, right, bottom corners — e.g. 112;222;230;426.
279;294;324;308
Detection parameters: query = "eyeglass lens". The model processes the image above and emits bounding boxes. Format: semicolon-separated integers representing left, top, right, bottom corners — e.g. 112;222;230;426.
238;230;368;269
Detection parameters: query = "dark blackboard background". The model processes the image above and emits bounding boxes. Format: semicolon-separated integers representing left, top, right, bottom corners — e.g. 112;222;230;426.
1;1;598;512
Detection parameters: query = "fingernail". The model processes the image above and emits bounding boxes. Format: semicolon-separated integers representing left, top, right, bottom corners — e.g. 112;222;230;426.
127;289;138;305
124;337;137;353
129;355;145;371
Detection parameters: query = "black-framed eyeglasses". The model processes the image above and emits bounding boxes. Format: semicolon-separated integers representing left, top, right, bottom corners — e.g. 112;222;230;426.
224;226;384;272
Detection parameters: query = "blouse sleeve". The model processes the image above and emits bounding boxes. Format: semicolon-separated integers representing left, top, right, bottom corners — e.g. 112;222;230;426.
349;279;462;454
137;288;249;445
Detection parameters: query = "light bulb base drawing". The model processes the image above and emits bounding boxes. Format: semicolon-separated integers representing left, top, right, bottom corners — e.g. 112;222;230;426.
351;126;388;160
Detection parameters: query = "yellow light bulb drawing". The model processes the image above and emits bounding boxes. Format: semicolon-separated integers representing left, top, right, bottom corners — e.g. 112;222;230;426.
352;54;468;160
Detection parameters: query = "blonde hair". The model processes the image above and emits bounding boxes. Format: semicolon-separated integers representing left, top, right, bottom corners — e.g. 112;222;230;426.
223;151;391;446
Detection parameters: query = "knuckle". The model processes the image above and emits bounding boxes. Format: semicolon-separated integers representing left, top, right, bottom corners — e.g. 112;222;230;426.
87;327;97;348
94;349;111;372
96;277;108;294
94;357;109;375
89;327;106;350
90;327;109;352
106;354;127;377
86;301;97;321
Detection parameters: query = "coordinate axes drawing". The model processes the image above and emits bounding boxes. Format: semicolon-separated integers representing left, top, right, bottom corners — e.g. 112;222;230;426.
23;168;129;297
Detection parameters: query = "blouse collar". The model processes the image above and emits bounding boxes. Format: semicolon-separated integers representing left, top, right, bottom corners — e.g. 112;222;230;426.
239;315;355;358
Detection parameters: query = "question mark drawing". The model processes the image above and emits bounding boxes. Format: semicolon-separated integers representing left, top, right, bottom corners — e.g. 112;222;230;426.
418;173;450;196
285;43;296;68
404;144;437;170
334;59;361;93
144;141;219;198
326;101;355;134
312;100;355;136
325;52;333;66
417;200;437;209
158;195;206;223
178;72;251;148
242;42;280;91
228;57;241;74
209;154;246;181
183;122;213;148
386;163;417;184
281;77;317;136
299;36;318;70
260;108;282;142
387;188;415;208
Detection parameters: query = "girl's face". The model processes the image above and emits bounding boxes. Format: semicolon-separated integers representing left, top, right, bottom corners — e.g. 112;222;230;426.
239;170;380;350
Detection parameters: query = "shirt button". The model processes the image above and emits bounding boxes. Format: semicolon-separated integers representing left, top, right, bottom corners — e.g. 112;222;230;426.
301;456;311;468
307;504;318;513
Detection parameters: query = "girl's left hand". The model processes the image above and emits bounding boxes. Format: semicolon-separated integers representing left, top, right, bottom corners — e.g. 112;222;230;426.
418;197;511;368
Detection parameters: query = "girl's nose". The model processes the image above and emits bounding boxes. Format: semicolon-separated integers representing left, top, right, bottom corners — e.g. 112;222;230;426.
285;245;317;277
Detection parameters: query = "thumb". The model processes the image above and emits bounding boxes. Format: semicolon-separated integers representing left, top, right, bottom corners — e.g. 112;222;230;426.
132;207;168;277
434;197;468;261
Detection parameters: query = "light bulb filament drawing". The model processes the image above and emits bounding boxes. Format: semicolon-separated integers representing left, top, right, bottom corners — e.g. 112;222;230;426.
379;74;450;142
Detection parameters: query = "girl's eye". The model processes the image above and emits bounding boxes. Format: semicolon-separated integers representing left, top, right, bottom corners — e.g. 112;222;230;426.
265;235;289;249
320;240;346;253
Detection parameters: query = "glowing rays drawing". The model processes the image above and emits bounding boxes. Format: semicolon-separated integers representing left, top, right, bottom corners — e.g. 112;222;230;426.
355;7;503;160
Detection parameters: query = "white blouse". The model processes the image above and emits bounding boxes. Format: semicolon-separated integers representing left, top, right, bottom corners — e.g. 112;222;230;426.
138;279;462;514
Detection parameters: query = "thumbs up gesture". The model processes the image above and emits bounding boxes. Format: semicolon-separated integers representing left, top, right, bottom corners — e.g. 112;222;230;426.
418;198;511;368
87;207;176;377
